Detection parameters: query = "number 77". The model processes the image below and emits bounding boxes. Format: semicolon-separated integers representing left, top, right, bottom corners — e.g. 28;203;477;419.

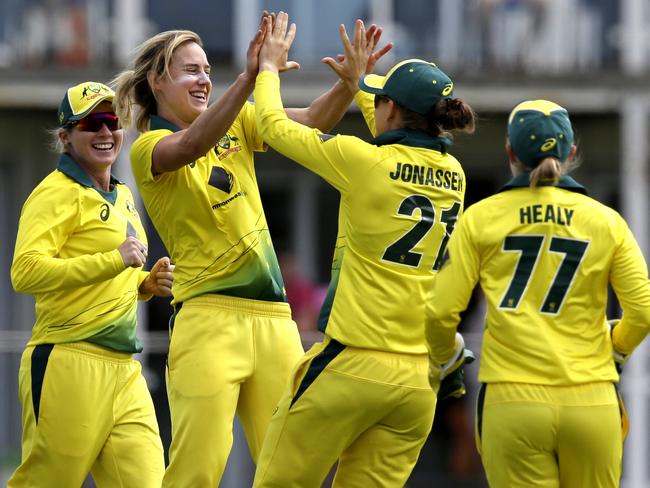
499;235;589;314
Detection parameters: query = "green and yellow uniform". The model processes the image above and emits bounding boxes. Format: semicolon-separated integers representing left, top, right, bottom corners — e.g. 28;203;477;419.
427;175;650;487
8;154;163;488
130;102;303;487
252;71;466;487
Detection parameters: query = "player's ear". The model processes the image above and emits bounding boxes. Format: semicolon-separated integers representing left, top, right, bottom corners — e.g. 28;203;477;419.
58;128;71;147
568;144;577;161
387;99;401;122
505;142;517;162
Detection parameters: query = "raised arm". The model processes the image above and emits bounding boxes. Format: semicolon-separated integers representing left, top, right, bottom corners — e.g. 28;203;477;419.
285;19;392;132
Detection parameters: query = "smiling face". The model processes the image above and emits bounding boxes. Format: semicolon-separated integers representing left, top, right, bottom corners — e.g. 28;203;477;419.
152;41;212;128
60;101;123;173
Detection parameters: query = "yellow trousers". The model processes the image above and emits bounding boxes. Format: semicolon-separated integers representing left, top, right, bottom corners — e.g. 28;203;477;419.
254;336;437;487
8;342;164;488
477;382;623;488
162;293;304;488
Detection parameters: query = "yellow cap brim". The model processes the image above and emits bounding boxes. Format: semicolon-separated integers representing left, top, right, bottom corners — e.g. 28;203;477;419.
358;73;387;94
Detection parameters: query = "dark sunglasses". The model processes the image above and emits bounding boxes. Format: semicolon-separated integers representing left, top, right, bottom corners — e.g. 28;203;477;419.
69;112;120;132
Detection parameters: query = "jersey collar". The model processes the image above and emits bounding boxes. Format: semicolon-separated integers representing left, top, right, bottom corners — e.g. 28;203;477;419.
499;173;588;195
150;114;181;132
57;153;121;204
370;128;451;153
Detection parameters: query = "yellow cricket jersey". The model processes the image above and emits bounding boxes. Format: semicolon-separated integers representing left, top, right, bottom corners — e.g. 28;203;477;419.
255;71;466;354
11;154;148;353
130;102;285;305
427;174;650;384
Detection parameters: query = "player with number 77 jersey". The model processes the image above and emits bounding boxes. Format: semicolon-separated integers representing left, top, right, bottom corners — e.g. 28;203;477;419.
426;99;650;487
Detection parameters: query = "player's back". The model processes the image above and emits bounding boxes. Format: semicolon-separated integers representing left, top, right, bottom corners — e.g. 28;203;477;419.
463;180;636;384
320;142;465;354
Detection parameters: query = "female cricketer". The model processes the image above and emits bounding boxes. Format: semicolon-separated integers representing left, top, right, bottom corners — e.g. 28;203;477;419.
426;99;650;487
253;12;477;487
8;81;173;487
112;13;390;487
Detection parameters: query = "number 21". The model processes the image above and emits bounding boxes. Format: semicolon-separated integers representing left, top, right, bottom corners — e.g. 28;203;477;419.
382;195;461;271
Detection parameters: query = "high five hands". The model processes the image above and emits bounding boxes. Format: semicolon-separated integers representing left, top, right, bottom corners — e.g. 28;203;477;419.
258;11;299;74
322;21;393;93
246;11;300;81
257;11;392;90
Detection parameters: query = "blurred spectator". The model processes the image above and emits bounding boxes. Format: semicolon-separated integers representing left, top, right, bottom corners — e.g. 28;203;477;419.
17;0;89;66
476;0;607;73
477;0;549;70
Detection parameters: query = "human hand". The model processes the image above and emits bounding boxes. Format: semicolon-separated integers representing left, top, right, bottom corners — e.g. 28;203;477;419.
437;350;475;400
259;11;300;74
322;21;393;94
244;10;272;81
608;319;628;373
139;257;175;297
364;25;393;75
429;333;475;400
118;236;147;268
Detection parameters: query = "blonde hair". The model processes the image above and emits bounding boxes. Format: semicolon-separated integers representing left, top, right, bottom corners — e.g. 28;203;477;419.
529;157;562;187
49;128;66;153
512;153;580;188
112;30;203;133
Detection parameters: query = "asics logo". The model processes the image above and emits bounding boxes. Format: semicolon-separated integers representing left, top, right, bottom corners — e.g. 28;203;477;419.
99;203;110;221
541;138;557;152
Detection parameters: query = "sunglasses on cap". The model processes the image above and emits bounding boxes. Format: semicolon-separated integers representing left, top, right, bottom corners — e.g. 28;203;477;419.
68;112;120;132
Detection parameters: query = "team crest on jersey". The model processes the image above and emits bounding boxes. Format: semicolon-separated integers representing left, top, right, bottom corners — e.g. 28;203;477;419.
209;166;234;194
214;133;242;161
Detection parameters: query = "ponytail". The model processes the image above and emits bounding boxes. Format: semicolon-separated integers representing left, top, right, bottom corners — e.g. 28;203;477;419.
430;98;476;134
398;97;476;138
511;151;580;188
529;157;561;187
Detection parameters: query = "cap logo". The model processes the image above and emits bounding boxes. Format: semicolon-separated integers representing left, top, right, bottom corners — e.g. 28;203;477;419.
442;83;453;96
541;138;557;152
82;83;108;98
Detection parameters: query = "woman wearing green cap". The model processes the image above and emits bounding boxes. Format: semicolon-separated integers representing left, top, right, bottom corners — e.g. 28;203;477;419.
8;81;173;487
426;99;650;487
252;13;476;486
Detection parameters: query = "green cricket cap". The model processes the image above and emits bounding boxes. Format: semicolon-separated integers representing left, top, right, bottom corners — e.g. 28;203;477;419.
507;99;574;168
358;59;454;114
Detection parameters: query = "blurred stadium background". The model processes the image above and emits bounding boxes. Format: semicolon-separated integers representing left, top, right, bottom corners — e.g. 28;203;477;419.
0;0;648;486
